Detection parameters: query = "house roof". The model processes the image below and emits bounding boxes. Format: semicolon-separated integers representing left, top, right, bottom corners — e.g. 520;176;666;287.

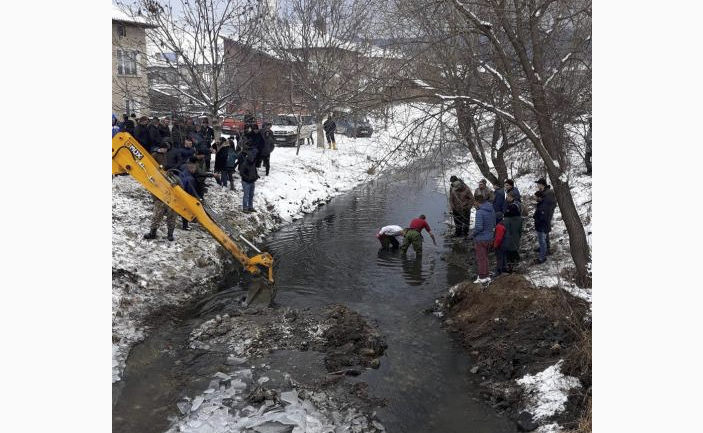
112;4;157;28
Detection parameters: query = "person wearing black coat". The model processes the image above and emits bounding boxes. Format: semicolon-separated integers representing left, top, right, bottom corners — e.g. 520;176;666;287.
256;123;275;176
493;182;505;216
214;139;238;191
134;116;152;149
323;115;337;150
238;148;259;213
535;178;557;255
158;117;171;142
146;118;162;152
533;190;551;264
121;114;135;135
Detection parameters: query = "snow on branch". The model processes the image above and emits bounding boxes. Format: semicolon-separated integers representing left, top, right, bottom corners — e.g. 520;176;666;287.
545;52;574;85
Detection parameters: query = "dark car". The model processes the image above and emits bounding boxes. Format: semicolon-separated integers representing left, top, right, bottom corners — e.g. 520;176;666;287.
341;117;374;138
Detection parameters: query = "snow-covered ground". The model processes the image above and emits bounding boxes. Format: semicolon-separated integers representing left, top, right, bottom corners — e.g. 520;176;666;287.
112;104;432;383
517;360;581;424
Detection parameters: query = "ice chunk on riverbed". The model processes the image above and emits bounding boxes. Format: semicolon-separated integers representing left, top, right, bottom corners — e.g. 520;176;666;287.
191;396;205;411
280;390;300;406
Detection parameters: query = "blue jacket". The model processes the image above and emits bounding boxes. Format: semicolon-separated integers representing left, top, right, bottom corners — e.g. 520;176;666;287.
179;165;201;199
112;114;120;137
493;188;505;213
473;201;496;241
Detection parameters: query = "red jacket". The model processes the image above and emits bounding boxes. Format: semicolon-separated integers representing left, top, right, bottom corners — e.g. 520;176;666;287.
493;221;506;249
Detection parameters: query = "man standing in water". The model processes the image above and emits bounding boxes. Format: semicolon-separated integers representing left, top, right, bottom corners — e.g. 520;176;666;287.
401;215;437;255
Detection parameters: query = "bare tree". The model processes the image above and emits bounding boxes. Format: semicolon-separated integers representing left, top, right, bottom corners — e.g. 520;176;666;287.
260;0;395;150
115;0;265;122
442;0;592;284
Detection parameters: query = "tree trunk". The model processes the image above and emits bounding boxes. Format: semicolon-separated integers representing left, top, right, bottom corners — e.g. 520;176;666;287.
550;174;591;287
492;147;509;183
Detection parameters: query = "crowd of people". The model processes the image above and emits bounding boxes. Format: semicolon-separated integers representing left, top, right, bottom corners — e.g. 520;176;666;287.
113;113;278;241
376;176;557;285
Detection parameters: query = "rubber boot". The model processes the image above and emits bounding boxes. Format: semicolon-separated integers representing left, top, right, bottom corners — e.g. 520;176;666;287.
167;229;174;241
143;229;157;240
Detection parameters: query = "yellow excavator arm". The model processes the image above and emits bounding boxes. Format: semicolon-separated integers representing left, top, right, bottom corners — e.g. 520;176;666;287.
112;132;274;303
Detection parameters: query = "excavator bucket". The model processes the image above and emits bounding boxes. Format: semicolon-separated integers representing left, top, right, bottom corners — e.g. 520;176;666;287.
244;276;276;307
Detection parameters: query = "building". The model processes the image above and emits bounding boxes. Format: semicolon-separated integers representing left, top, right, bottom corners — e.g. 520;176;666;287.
112;5;156;117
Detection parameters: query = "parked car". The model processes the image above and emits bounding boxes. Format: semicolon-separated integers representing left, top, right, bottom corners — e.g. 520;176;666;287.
221;112;263;134
342;117;374;138
270;115;302;147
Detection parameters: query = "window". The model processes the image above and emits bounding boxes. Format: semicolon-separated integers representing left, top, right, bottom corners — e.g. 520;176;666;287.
125;98;139;116
117;24;126;38
117;49;137;75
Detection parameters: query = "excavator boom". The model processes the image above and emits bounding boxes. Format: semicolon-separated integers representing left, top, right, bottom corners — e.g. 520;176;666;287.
112;132;274;304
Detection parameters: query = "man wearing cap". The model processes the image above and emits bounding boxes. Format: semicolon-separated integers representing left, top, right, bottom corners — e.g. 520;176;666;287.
474;179;495;203
401;214;437;255
376;225;405;250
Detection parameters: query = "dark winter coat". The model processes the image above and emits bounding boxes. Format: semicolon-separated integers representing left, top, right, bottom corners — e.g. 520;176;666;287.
473;186;495;203
534;198;552;233
449;180;474;212
178;165;201;199
542;187;557;220
159;124;171;140
504;186;521;211
323;118;336;133
176;146;195;167
502;215;522;252
170;125;184;148
134;124;150;149
238;149;260;183
190;129;204;147
261;129;275;156
123;119;136;135
493;187;505;214
215;145;238;171
240;131;263;154
472;201;496;242
202;126;214;144
504;201;521;218
147;124;162;151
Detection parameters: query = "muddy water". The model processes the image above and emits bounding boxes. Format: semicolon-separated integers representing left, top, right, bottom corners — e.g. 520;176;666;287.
263;170;515;433
113;169;515;433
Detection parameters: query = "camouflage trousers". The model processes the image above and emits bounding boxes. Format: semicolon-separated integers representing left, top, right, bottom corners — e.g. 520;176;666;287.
150;198;176;232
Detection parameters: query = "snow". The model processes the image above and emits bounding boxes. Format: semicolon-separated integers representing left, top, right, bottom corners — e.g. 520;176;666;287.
112;4;151;26
516;360;581;420
112;104;430;382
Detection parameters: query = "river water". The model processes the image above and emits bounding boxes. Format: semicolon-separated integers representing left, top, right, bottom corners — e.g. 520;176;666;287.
113;169;515;433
